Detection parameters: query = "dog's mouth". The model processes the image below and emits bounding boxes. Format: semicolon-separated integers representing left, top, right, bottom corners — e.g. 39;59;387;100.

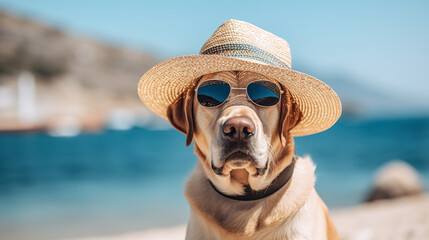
211;150;268;176
224;150;252;162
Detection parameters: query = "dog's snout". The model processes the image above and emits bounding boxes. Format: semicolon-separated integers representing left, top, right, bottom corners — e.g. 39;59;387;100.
223;117;255;140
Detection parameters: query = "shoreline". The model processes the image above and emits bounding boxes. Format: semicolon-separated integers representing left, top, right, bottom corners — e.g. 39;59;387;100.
70;194;429;240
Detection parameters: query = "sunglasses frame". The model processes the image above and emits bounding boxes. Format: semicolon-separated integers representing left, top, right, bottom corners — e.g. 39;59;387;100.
195;79;284;108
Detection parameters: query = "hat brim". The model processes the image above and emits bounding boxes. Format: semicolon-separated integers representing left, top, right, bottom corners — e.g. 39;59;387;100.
137;54;342;136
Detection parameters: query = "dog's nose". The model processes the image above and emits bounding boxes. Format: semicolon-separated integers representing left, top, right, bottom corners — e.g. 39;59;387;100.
223;117;255;140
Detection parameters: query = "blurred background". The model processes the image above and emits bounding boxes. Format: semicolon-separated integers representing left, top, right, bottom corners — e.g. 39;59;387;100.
0;0;428;240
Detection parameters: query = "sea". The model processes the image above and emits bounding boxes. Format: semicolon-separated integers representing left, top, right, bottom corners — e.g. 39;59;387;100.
1;117;429;240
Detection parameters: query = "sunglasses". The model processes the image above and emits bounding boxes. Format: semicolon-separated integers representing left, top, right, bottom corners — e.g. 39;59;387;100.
196;80;283;107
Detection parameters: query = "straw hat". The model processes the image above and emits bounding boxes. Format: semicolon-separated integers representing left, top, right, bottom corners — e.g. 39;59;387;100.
138;19;341;136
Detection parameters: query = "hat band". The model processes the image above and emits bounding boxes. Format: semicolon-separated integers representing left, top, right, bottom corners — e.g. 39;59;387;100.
201;43;289;69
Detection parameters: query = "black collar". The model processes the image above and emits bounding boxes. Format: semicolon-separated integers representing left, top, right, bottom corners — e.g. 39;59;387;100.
208;155;297;201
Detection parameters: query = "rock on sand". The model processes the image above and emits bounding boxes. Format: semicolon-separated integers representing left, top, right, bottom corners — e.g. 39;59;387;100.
366;160;423;202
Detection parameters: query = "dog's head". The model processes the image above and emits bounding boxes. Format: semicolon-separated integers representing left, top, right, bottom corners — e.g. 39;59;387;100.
167;71;301;195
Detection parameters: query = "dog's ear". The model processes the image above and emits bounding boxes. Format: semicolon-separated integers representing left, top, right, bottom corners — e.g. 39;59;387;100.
278;83;302;146
167;88;194;147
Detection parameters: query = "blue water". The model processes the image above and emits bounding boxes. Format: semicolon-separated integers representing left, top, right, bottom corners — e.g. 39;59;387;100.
1;117;429;240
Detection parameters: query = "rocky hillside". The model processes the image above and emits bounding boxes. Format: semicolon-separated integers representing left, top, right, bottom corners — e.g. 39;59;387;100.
0;11;162;132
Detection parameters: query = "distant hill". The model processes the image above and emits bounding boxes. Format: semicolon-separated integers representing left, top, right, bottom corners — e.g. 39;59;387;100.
0;11;159;93
293;64;423;118
0;11;163;132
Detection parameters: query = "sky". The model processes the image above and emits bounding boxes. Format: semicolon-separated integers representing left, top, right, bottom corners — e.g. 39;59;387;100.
1;0;428;114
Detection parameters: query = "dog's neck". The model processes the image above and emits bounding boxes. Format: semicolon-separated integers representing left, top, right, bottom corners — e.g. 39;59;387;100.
208;155;297;201
185;156;317;238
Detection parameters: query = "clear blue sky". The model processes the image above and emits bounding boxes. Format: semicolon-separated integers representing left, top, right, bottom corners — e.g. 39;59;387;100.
1;0;428;113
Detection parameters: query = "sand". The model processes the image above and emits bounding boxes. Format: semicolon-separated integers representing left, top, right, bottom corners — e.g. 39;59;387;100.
332;194;429;240
70;194;429;240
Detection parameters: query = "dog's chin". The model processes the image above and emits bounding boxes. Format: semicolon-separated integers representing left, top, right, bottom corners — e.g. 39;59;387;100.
211;150;268;177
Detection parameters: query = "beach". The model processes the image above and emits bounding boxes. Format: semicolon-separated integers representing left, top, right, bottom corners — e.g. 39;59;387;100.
70;194;429;240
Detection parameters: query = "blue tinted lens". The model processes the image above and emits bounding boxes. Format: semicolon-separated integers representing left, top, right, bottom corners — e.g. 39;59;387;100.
197;82;230;107
247;81;280;106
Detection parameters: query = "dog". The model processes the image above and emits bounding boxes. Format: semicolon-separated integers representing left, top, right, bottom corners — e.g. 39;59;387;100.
167;71;340;240
137;19;342;240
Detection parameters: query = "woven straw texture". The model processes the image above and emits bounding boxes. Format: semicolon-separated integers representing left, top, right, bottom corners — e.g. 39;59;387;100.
138;19;342;136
